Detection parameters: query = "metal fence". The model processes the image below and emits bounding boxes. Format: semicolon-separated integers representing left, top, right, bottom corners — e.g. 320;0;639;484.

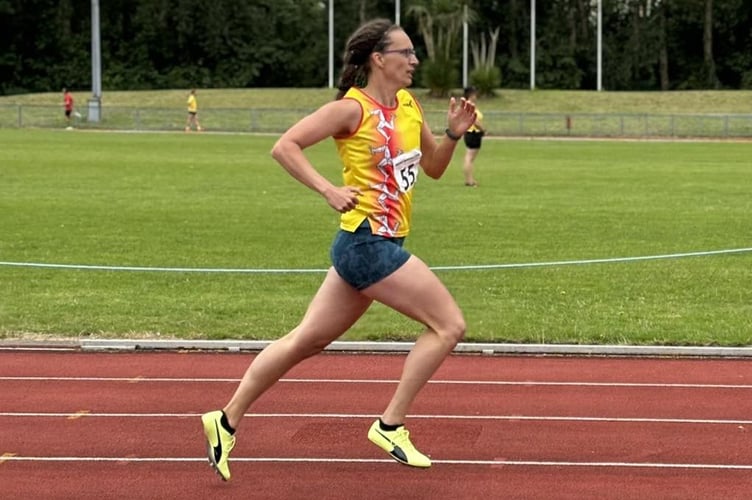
3;104;752;139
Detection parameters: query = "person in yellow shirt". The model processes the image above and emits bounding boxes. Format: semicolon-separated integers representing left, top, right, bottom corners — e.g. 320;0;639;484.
200;18;478;481
185;88;202;131
462;86;485;186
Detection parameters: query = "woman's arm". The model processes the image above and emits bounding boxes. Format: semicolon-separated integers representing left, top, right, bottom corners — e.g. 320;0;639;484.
419;97;477;179
271;99;363;213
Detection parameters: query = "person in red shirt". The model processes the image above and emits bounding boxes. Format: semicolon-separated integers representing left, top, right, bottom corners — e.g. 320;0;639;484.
63;88;74;128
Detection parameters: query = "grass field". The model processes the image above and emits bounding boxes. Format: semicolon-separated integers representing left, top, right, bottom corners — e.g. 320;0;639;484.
5;88;752;138
1;128;751;345
4;88;752;114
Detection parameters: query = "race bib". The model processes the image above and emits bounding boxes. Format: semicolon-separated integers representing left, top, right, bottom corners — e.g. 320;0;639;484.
392;149;421;193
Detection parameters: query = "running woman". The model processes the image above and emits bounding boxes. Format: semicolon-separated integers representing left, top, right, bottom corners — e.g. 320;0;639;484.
201;18;477;481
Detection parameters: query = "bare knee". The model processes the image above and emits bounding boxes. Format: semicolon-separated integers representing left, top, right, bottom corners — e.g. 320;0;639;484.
285;328;330;360
437;314;466;347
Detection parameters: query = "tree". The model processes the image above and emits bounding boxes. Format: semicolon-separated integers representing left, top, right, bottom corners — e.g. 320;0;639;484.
469;27;501;96
1;0;751;94
657;0;670;90
408;0;469;96
534;0;586;89
702;0;719;88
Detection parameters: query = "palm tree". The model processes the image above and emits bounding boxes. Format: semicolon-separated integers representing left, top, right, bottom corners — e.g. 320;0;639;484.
407;0;474;96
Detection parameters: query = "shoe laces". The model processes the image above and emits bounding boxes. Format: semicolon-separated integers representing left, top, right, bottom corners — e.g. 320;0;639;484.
391;427;416;450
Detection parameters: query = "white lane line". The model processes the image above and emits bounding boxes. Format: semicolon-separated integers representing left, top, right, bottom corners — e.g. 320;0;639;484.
2;456;751;470
2;376;752;389
1;412;750;426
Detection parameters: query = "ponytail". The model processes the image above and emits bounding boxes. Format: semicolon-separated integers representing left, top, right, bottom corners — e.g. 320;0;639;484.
335;64;367;100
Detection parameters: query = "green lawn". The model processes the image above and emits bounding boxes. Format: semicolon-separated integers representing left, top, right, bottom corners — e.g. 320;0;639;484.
1;129;750;345
3;88;752;114
5;88;752;137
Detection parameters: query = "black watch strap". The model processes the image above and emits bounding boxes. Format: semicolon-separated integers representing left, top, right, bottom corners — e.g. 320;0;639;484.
445;128;462;141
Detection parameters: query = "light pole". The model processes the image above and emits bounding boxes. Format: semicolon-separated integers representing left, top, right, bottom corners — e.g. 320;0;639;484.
88;0;102;122
328;0;334;88
530;0;536;90
597;0;603;91
462;4;468;88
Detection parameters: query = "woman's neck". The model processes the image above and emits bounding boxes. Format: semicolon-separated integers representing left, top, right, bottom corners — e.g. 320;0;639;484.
362;81;400;108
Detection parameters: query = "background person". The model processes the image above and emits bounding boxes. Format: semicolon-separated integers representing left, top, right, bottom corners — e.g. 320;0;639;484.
185;88;202;131
62;88;74;128
200;18;477;481
462;86;485;186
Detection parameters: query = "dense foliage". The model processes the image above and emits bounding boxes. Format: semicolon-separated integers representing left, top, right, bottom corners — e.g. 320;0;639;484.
1;0;750;95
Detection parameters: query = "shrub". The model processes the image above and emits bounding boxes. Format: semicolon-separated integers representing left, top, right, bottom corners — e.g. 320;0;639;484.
470;66;501;97
421;58;459;98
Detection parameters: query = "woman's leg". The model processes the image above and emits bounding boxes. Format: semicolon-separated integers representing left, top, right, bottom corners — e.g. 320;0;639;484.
222;267;372;429
362;255;465;425
463;148;479;185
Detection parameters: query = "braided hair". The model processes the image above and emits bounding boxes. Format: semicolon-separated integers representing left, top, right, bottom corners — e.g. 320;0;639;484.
335;18;401;100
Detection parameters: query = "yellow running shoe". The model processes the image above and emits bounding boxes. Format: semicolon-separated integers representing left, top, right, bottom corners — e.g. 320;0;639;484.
367;419;431;468
201;410;236;481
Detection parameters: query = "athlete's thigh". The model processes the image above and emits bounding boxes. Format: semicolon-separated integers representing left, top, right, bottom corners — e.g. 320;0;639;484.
361;256;462;330
294;267;373;344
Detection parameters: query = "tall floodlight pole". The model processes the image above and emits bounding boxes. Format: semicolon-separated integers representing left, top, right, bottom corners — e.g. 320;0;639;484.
597;0;603;91
395;0;400;25
530;0;536;90
328;0;334;88
89;0;102;121
462;4;468;88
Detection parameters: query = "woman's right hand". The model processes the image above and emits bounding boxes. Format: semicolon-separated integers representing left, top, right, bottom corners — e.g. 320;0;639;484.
324;185;362;213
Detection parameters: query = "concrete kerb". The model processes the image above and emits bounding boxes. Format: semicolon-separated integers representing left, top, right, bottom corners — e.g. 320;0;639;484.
2;338;752;357
64;339;752;358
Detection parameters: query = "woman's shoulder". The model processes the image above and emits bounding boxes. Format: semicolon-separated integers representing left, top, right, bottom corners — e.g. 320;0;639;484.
397;89;423;115
322;97;364;138
397;88;418;104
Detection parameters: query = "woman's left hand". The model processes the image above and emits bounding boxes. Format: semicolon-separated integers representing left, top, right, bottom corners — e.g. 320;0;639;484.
446;97;477;138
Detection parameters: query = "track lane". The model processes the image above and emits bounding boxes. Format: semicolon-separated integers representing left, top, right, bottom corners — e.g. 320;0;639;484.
3;461;751;500
1;415;750;466
3;351;752;385
2;350;752;499
2;379;752;421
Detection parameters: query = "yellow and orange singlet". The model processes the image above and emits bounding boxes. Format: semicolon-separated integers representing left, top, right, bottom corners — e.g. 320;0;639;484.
335;87;424;238
187;94;197;113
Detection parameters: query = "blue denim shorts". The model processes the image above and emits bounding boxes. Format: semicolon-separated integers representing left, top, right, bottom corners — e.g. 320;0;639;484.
330;220;411;290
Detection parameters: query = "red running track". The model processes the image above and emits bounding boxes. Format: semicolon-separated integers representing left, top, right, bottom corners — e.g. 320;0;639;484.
1;349;752;499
